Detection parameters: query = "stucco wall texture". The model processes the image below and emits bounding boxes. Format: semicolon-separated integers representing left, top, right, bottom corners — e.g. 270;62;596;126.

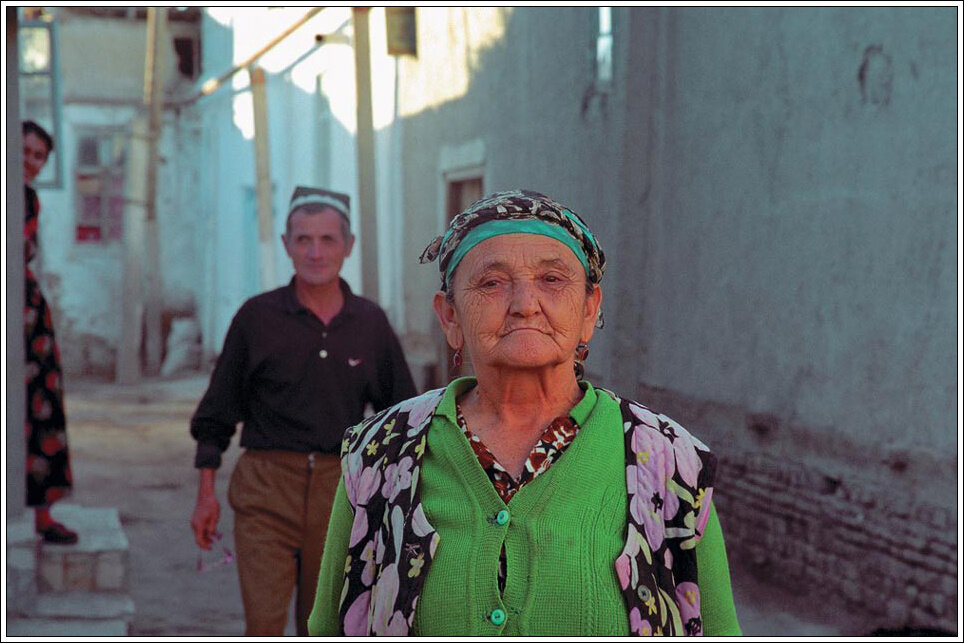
396;7;957;633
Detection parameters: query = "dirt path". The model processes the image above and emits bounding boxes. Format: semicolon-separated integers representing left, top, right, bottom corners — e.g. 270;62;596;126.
61;373;852;636
63;375;247;636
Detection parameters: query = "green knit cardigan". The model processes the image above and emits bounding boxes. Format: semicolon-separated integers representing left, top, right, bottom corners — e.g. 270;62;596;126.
309;379;741;636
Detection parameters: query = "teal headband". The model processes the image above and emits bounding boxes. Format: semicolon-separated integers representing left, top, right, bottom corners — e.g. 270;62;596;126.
443;218;593;288
419;189;607;294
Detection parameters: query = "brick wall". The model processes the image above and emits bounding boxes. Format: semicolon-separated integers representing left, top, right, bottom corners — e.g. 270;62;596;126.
716;452;957;633
636;382;958;635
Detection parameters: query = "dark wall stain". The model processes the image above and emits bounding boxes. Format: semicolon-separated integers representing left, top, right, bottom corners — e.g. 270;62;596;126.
858;45;893;106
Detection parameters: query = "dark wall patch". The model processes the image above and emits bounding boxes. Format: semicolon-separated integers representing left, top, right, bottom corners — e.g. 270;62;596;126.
858;45;893;106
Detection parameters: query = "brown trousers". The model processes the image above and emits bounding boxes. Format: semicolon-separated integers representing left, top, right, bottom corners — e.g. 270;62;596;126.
228;449;340;636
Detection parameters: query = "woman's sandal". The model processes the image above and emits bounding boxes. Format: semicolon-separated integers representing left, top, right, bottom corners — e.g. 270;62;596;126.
38;521;79;545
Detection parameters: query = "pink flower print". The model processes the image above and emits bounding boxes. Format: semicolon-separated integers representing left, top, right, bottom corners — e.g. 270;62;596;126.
349;509;370;549
694;487;714;535
402;390;444;435
360;542;376;585
355;463;383;505
343;590;371;636
631;404;703;489
628;426;679;552
371;562;401;635
676;581;702;635
347;465;383;548
360;536;385;586
615;525;645;590
343;432;382;504
381;456;414;503
662;417;702;489
411;503;434;538
615;554;632;590
629;607;653;636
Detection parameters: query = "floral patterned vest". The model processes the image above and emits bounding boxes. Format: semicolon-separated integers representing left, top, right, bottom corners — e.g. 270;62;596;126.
337;386;716;636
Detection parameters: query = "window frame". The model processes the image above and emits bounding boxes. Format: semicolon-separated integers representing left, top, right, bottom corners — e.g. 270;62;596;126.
72;126;128;244
19;12;64;189
595;6;614;89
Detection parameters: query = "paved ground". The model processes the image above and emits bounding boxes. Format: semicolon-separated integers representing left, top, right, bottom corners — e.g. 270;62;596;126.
58;373;856;637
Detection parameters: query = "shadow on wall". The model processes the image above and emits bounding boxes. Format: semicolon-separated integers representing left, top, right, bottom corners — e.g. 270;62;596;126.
387;6;959;637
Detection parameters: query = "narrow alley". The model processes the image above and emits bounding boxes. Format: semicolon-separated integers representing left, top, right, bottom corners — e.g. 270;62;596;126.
59;373;855;637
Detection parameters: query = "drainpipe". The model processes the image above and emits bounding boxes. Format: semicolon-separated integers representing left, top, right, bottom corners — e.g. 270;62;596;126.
118;117;150;385
142;6;166;375
352;7;379;301
250;65;277;289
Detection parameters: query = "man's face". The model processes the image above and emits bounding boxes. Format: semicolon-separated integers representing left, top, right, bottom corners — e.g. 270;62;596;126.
282;207;354;288
23;132;50;185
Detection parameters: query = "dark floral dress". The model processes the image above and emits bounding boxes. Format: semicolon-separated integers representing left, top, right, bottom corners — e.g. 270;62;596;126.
24;184;73;507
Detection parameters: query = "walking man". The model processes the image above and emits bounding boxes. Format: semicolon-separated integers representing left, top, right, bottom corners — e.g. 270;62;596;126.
190;186;417;635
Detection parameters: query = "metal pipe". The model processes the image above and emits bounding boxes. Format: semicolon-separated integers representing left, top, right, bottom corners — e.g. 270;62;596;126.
352;7;379;301
174;7;325;107
143;6;165;375
250;66;277;289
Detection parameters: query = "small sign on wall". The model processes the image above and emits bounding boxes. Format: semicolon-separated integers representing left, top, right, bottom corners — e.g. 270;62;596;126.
76;225;102;242
385;7;417;57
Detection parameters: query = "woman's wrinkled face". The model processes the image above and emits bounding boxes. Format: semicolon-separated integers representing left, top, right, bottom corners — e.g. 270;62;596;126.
434;233;601;374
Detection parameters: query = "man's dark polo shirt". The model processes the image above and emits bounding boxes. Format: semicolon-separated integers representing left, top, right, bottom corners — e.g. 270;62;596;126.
191;278;417;469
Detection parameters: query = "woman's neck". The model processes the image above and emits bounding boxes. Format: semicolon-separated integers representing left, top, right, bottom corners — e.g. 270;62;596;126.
466;367;581;421
458;364;583;478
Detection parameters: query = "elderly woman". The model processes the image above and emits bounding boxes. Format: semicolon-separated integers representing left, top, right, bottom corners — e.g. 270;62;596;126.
308;190;741;636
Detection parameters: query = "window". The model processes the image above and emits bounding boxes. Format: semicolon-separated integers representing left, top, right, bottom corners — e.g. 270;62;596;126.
173;36;200;79
441;176;483;382
74;129;127;243
19;8;63;188
596;7;613;85
446;177;483;221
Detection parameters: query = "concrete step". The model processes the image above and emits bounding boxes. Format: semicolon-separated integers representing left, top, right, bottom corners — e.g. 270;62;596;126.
36;504;129;593
5;616;129;637
33;591;135;621
5;513;39;615
7;505;135;636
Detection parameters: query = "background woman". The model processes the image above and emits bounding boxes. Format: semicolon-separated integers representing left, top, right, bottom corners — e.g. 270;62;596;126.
23;120;77;545
309;190;741;635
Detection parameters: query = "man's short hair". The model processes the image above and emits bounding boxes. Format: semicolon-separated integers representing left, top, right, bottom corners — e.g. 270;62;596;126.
285;186;352;240
23;120;54;154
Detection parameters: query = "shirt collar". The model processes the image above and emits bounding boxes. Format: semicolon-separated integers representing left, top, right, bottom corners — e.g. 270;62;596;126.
283;276;359;319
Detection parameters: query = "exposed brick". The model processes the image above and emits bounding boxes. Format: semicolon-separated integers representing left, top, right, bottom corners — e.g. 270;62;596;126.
923;593;946;617
63;553;96;591
939;574;958;597
905;583;920;600
720;451;956;631
841;579;862;602
37;557;64;593
909;607;932;628
95;551;127;591
885;599;910;623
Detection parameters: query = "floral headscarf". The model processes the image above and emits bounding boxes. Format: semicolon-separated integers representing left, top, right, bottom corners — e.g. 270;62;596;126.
418;189;607;292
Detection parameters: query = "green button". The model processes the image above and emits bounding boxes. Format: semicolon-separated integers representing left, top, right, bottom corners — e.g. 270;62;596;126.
495;509;510;525
490;608;506;625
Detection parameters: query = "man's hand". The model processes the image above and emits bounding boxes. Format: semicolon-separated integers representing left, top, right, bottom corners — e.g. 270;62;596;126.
191;468;220;550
